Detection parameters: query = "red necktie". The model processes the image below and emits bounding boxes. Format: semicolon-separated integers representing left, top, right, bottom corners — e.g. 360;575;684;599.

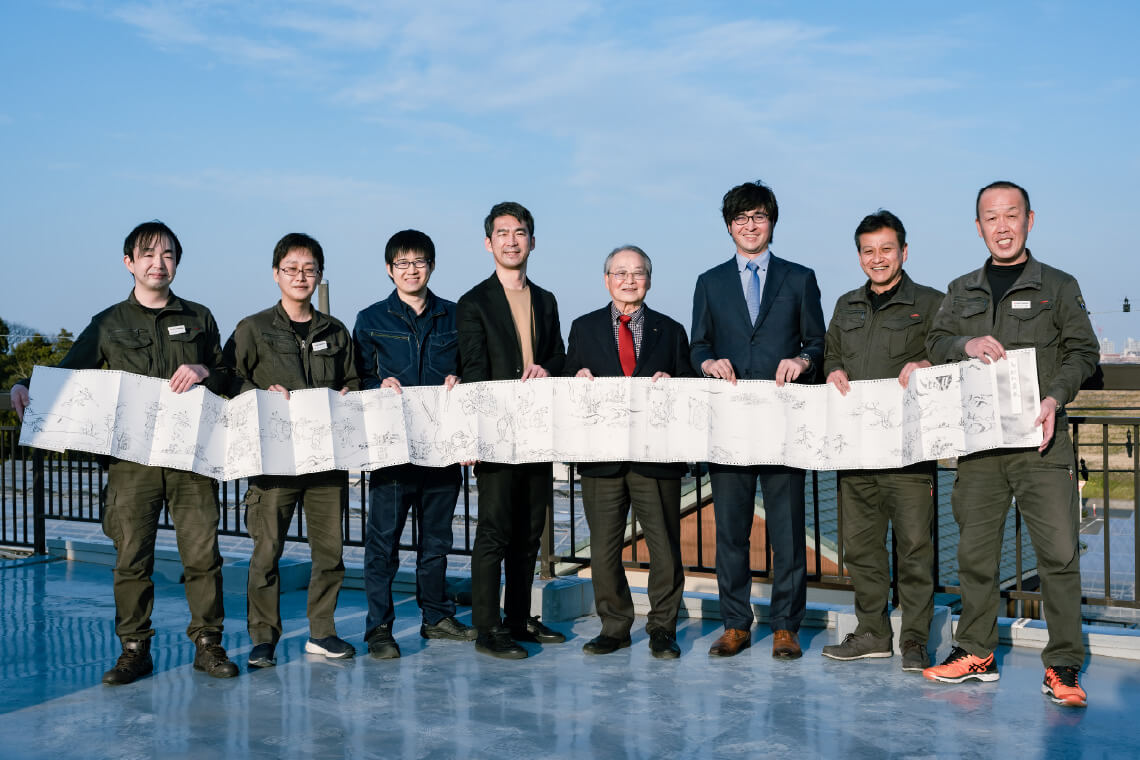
619;315;636;377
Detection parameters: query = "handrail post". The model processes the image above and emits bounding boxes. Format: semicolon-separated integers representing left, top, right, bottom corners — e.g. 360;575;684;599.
540;470;555;579
32;450;46;555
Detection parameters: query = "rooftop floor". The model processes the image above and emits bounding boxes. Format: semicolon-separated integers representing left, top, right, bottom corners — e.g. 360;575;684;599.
2;556;1139;759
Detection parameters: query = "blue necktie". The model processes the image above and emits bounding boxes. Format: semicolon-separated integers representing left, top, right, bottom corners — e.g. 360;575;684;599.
745;261;761;325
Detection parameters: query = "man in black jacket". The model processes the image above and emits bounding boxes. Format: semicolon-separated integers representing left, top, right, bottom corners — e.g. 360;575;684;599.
456;202;567;659
565;245;694;658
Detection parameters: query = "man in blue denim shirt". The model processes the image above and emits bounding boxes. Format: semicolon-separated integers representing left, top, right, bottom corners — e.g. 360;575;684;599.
353;229;475;658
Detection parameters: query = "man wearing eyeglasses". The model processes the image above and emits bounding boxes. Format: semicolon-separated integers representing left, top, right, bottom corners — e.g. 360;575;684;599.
457;201;567;659
565;246;694;658
352;229;476;660
224;232;360;669
690;180;826;659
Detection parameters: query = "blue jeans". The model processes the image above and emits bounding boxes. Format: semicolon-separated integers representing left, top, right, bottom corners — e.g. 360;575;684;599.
364;464;462;638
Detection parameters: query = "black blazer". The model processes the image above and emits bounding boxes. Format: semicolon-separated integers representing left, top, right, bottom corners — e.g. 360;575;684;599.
565;304;694;480
456;273;566;382
690;254;825;381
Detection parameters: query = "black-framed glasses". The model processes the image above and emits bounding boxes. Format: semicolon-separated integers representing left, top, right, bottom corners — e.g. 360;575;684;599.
732;212;769;226
278;266;320;279
391;259;430;270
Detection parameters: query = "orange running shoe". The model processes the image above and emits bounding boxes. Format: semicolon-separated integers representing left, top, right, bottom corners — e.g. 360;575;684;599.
1043;666;1087;707
922;646;999;683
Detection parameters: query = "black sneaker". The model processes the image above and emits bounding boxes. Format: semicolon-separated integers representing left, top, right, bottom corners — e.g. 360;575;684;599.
248;642;276;669
821;632;892;661
648;630;681;659
476;626;527;660
508;616;566;644
366;625;401;660
421;616;477;641
305;635;356;659
102;639;153;686
193;632;239;679
900;639;929;672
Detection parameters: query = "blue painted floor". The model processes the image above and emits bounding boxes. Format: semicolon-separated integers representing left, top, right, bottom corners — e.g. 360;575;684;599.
1;557;1139;759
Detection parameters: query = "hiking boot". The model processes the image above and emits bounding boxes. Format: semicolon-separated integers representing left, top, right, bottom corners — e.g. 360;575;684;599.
102;639;153;685
193;632;239;678
901;640;929;672
821;632;892;661
421;616;477;641
366;625;401;660
1043;666;1087;707
923;646;999;683
507;616;565;644
305;635;356;659
247;642;276;669
476;626;528;660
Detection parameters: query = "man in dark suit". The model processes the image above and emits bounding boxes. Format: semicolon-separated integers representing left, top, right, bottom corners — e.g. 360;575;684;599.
565;245;695;659
457;201;567;659
690;180;826;659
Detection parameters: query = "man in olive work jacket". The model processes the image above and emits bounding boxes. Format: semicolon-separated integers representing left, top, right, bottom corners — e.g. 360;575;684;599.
224;232;360;668
821;210;943;672
922;181;1098;708
10;220;238;684
456;201;567;659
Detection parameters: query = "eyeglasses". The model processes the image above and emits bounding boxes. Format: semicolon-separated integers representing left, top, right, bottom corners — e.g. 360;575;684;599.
732;212;770;226
391;259;430;270
607;270;649;281
278;266;320;279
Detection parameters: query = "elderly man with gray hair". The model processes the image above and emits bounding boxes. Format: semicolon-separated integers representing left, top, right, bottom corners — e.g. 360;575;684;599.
564;245;696;658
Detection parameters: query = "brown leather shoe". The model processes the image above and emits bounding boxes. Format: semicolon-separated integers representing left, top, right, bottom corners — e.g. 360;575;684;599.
772;629;802;659
709;628;751;657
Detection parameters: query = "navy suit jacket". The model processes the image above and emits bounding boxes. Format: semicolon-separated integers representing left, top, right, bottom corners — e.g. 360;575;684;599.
565;304;694;480
690;254;825;381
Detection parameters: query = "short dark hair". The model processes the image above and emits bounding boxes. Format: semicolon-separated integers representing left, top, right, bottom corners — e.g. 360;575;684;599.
385;229;436;268
124;220;182;264
272;233;324;271
721;181;779;234
484;201;535;238
975;180;1031;219
854;210;906;250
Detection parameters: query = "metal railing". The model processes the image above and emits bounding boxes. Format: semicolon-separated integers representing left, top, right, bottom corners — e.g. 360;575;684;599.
4;397;1138;622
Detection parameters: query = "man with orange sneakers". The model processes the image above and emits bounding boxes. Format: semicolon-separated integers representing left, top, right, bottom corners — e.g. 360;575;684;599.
923;181;1098;707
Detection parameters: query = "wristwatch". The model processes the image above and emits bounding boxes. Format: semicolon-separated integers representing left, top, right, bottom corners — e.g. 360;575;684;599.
796;352;813;369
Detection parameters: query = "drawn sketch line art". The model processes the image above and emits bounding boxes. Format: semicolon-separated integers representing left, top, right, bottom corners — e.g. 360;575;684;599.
19;350;1042;477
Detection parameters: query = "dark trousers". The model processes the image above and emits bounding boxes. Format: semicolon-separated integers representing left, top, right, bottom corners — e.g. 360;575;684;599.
101;459;224;643
839;469;935;644
244;471;347;644
364;463;461;638
709;464;806;632
470;462;551;631
952;426;1084;667
581;471;684;637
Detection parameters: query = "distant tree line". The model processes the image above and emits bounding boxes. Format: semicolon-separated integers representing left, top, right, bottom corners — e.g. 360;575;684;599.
1;317;73;426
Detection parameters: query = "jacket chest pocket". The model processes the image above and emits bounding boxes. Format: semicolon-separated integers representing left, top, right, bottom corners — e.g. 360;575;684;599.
366;330;413;378
166;326;207;366
1007;299;1057;347
424;330;459;383
837;308;867;365
309;333;347;386
264;331;302;378
108;329;153;375
951;295;989;325
882;313;926;359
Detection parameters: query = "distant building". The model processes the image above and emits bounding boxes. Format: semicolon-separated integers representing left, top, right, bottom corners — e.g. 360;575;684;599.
1101;338;1116;355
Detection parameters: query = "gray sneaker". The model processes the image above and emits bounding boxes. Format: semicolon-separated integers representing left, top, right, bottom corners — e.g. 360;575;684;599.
821;632;892;661
901;639;929;672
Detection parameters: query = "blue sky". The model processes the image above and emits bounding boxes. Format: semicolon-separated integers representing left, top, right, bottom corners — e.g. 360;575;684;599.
2;1;1137;350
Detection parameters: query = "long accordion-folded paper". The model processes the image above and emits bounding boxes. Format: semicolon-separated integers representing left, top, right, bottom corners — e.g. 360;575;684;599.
19;349;1042;479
